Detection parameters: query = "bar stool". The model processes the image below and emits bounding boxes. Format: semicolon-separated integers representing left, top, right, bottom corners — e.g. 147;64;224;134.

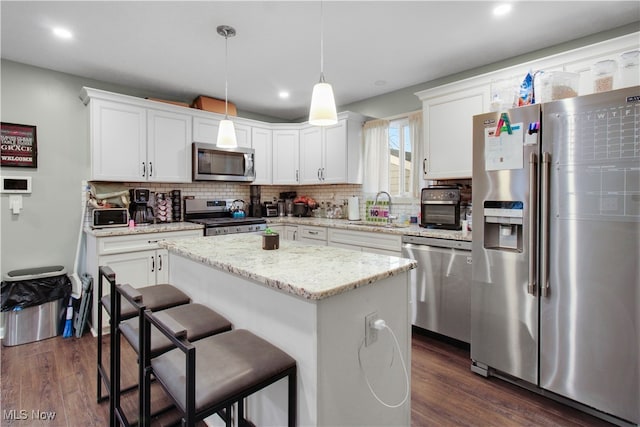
95;267;190;405
113;283;233;426
142;309;297;427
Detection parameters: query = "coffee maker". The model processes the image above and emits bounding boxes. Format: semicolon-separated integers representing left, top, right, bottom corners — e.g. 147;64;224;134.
129;188;154;225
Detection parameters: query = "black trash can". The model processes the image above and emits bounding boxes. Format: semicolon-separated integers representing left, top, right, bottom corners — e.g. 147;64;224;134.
1;266;72;346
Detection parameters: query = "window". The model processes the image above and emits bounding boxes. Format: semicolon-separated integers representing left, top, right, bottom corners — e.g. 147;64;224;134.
388;118;412;196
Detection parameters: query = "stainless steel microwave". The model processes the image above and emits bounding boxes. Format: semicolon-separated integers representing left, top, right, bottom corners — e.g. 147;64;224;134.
192;143;255;182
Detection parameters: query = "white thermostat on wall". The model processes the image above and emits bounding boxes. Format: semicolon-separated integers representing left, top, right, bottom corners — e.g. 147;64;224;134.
1;176;32;193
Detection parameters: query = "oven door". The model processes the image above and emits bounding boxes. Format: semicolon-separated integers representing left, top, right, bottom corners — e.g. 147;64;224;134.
421;202;461;230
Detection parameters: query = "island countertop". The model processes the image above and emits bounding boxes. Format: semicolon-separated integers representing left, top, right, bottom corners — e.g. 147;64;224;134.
159;234;417;300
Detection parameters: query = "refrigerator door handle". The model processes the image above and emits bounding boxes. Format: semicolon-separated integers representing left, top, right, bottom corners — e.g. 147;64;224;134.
540;151;551;297
528;152;538;296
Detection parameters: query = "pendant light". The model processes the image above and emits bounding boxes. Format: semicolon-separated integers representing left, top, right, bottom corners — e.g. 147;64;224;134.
216;25;238;148
308;0;337;126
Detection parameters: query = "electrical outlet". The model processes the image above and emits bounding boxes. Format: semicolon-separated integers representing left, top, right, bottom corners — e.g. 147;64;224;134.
365;312;379;347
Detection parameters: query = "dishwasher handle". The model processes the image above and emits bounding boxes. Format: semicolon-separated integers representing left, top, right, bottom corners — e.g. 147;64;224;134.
402;235;471;251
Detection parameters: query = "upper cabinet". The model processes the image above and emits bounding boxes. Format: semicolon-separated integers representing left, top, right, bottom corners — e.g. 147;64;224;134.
418;85;489;180
147;109;192;182
82;87;366;185
299;113;365;185
251;126;273;185
192;115;251;148
82;88;192;182
87;98;147;181
415;33;639;180
272;127;300;185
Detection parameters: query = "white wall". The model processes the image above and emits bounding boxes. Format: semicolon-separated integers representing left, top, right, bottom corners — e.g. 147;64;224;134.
1;61;90;277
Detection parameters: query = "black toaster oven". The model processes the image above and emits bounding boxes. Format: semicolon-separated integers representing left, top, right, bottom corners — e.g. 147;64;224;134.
420;186;461;230
92;208;129;228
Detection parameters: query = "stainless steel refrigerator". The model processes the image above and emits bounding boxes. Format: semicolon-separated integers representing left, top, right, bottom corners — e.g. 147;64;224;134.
471;86;639;425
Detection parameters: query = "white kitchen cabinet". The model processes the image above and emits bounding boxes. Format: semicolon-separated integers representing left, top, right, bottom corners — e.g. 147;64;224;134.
192;116;219;144
83;88;192;182
85;229;202;334
88;98;147;181
147;109;192;182
414;34;639;181
252;126;273;185
298;225;327;245
98;249;168;290
192;116;251;148
299;126;323;184
272;128;300;185
299;113;364;185
418;84;490;180
327;228;401;256
284;225;299;241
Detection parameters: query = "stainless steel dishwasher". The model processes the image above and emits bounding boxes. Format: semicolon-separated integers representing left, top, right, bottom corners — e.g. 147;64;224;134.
402;236;472;343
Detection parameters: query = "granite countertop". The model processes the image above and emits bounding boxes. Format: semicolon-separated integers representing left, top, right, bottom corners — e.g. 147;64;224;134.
84;222;204;237
266;217;473;242
160;234;417;301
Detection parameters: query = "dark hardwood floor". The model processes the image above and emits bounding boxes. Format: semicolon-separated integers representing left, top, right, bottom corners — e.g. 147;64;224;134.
1;330;612;426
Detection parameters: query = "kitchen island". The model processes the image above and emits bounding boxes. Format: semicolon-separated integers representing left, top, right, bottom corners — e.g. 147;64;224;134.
159;234;417;427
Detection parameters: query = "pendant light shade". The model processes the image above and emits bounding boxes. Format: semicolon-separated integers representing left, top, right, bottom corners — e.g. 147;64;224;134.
216;119;238;148
309;79;337;126
308;1;337;126
216;25;238;148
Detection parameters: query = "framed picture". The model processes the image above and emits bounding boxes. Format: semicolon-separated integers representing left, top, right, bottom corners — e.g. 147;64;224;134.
1;122;37;168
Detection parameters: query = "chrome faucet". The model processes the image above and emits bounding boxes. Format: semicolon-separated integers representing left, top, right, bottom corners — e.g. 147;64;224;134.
374;191;394;224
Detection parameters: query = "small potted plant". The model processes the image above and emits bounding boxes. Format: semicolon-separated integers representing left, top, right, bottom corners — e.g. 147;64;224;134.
262;227;279;250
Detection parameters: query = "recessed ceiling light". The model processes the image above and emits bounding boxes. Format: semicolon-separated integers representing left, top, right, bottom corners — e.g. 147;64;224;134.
52;27;73;39
493;4;512;16
278;91;290;99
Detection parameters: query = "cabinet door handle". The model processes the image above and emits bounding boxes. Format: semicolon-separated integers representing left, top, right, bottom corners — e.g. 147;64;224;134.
151;255;155;272
321;168;325;180
309;231;319;235
317;168;321;180
142;162;146;177
158;254;163;271
296;170;299;182
423;158;427;174
149;162;153;177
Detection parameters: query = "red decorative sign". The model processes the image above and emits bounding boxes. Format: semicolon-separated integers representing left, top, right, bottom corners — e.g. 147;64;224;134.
1;122;37;168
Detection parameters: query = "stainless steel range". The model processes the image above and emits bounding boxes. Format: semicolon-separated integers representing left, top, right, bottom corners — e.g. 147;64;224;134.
184;199;267;236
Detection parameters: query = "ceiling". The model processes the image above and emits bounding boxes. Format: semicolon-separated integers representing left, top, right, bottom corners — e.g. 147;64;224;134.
2;1;639;121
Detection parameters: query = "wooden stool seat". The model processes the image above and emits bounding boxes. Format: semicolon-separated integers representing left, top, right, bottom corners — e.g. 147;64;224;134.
119;303;232;357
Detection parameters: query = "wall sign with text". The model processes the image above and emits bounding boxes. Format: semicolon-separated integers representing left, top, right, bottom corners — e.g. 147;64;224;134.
1;122;37;168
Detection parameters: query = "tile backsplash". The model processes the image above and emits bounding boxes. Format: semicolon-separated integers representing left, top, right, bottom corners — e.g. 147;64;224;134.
86;179;472;222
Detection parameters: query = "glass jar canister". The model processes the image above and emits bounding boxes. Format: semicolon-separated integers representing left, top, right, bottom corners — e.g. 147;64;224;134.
592;59;617;93
620;50;640;88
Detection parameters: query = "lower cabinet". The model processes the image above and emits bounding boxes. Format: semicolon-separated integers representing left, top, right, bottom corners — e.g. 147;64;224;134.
284;225;299;241
85;229;201;334
298;225;327;245
327;228;402;256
